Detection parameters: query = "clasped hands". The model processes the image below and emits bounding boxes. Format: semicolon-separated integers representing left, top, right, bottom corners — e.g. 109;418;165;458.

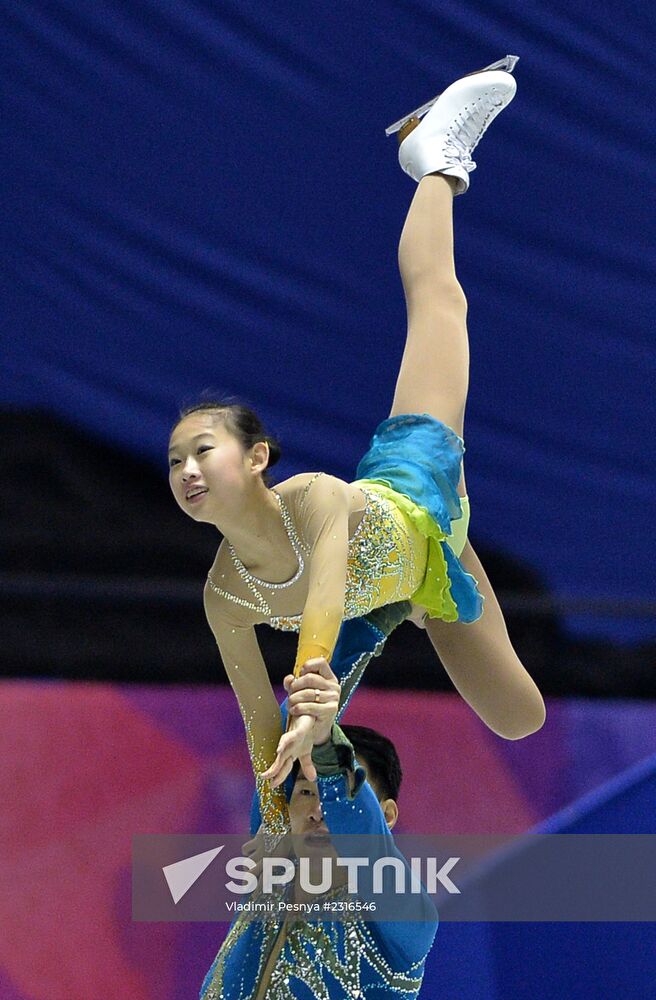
261;657;340;788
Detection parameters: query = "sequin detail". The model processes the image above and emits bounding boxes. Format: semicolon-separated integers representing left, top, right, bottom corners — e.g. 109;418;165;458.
241;704;291;848
270;489;421;630
228;490;308;589
269;613;304;631
200;891;425;999
336;634;386;718
208;487;421;630
344;489;419;616
299;471;324;505
206;490;309;617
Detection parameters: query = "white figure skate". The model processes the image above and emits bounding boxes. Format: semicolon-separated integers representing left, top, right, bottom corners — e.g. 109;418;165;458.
389;55;519;194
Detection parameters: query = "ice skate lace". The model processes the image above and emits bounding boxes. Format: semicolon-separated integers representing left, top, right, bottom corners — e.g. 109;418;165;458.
442;89;506;170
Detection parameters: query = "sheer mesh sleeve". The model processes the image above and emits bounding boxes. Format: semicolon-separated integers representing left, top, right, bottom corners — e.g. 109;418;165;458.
203;585;290;844
293;473;351;673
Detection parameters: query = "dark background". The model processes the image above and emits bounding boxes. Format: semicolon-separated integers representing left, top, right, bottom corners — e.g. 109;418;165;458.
2;410;653;696
1;2;654;693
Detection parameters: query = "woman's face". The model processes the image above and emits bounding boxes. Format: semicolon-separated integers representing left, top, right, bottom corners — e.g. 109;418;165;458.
168;412;250;522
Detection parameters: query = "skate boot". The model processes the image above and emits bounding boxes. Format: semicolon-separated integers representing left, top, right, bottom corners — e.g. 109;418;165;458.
388;55;519;194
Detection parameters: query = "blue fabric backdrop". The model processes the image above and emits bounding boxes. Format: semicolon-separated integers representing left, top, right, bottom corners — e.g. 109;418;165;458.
1;1;654;643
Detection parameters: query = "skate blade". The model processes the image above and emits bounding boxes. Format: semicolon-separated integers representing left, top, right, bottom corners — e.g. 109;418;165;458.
385;54;519;136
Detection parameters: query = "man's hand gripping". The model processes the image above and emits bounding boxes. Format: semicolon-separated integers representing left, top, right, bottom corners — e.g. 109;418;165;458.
261;657;340;788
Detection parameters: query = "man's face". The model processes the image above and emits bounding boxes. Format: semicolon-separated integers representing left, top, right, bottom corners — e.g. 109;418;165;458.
288;759;398;865
289;777;337;861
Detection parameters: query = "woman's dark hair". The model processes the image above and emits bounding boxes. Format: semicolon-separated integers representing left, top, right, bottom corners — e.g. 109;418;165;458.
341;724;403;802
175;398;281;483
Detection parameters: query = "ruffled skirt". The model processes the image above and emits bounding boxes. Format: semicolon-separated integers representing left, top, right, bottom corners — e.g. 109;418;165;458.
354;413;484;623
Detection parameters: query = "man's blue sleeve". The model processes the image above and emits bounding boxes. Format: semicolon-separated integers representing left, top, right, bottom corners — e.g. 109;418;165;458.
317;767;438;970
249;602;410;835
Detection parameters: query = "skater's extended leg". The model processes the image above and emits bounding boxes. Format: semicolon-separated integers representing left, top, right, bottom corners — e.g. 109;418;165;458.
390;173;469;447
390;71;545;738
425;540;546;739
389;68;517;489
397;188;543;734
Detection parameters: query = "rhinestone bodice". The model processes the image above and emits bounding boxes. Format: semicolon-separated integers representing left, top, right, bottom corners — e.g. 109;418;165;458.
206;478;425;633
207;490;310;622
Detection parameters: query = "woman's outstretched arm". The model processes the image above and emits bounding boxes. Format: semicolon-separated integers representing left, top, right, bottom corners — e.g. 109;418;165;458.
293;473;352;672
204;585;290;839
424;540;546;740
263;474;353;785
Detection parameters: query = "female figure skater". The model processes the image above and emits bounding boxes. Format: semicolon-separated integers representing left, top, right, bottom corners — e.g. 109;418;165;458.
168;64;546;837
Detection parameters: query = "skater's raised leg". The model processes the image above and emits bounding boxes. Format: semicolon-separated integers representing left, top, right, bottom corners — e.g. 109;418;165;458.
391;172;469;453
390;68;545;738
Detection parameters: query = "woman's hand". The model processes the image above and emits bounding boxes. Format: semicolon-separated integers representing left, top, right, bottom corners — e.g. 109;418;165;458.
262;712;315;788
261;657;341;788
286;658;340;747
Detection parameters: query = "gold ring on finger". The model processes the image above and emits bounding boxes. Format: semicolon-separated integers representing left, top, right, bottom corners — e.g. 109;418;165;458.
315;689;321;703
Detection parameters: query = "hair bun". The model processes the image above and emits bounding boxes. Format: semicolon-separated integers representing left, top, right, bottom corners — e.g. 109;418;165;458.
265;436;281;468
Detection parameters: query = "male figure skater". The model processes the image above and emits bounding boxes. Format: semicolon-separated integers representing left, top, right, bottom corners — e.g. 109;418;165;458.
200;657;438;998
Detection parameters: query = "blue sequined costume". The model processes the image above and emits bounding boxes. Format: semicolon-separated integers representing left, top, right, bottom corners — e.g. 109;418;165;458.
200;604;438;999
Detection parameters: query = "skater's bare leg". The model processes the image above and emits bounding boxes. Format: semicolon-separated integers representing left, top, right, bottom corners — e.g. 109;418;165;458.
426;541;546;739
391;173;468;501
393;176;544;738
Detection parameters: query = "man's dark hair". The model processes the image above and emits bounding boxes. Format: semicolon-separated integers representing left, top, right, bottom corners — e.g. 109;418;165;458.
341;724;402;801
